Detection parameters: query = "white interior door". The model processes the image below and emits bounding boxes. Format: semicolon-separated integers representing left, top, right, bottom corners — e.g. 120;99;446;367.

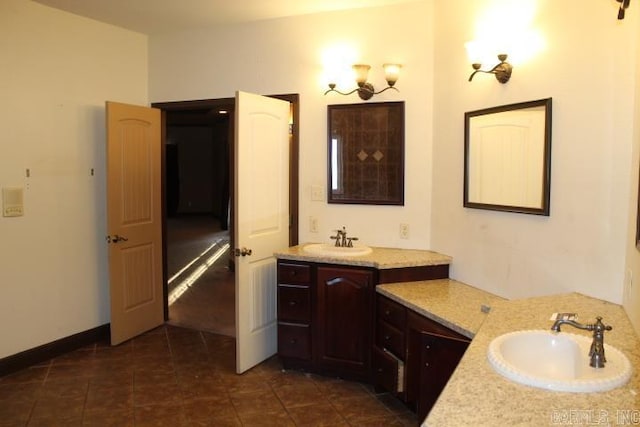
234;91;290;373
106;101;164;345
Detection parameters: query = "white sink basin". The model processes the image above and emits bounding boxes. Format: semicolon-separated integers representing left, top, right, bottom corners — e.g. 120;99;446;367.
303;243;372;257
487;330;632;392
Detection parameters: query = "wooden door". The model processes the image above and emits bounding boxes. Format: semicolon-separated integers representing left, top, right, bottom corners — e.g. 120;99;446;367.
234;91;290;373
106;101;163;345
316;266;373;381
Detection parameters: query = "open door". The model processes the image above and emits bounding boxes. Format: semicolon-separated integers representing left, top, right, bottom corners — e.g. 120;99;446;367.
106;101;164;345
234;91;290;373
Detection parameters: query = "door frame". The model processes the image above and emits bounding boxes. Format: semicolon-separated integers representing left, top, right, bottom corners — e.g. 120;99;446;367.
151;94;299;320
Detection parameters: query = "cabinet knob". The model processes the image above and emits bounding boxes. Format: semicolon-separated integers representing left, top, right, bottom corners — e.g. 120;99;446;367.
289;301;297;306
384;309;391;316
377;368;384;373
425;345;430;350
290;338;298;344
425;362;430;367
384;335;391;341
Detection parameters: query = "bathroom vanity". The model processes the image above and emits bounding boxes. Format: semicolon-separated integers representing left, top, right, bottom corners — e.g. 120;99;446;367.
274;245;452;382
424;292;640;426
374;294;470;421
276;245;640;425
375;279;503;420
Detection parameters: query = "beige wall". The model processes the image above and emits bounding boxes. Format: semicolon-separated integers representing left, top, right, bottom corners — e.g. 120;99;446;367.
0;0;147;358
432;0;637;310
149;1;436;249
2;0;639;359
150;0;639;315
624;5;640;334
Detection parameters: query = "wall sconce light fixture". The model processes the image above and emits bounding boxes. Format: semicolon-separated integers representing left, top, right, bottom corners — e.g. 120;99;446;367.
617;0;631;19
324;63;402;100
468;54;513;84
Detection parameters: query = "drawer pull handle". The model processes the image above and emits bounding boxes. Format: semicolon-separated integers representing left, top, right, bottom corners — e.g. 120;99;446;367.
289;301;297;306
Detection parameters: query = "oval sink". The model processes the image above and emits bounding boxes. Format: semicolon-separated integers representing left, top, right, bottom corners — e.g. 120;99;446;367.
303;243;372;257
487;330;632;392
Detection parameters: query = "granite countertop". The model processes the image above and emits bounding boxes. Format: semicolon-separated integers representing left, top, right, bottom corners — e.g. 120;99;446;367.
274;244;452;269
376;279;505;339
424;293;640;426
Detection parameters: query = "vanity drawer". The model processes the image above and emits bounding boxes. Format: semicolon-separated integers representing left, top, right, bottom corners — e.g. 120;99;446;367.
372;346;403;394
278;285;311;322
278;262;311;285
377;320;405;359
278;323;311;360
377;295;406;330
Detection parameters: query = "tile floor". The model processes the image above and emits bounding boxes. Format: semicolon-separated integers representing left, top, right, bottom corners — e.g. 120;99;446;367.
0;325;419;426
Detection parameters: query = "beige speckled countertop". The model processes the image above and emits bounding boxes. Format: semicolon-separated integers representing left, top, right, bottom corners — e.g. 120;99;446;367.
425;293;640;427
376;279;505;338
274;244;452;269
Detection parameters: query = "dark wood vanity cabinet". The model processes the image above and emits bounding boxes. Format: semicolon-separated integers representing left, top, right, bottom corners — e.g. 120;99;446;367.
374;294;471;422
277;261;374;381
277;258;450;384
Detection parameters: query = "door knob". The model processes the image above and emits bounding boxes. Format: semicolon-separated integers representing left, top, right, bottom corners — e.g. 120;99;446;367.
106;234;129;243
234;247;253;257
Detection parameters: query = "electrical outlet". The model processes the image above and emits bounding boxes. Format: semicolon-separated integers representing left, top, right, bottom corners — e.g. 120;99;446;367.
309;216;319;233
399;223;409;239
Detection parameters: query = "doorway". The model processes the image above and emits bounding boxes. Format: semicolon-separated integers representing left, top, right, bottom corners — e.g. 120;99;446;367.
152;95;299;336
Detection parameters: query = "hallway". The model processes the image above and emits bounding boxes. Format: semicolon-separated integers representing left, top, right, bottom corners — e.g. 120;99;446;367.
166;215;234;337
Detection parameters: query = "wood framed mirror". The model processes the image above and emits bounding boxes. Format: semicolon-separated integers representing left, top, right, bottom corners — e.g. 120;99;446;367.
328;101;404;205
464;98;552;215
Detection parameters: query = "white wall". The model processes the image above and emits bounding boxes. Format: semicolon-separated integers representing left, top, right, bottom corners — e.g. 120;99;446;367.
3;0;636;360
431;0;637;305
624;5;640;334
149;1;435;249
0;0;147;358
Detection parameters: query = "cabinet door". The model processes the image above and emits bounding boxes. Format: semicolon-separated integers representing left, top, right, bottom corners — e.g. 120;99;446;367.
316;266;374;380
417;332;469;421
405;310;469;419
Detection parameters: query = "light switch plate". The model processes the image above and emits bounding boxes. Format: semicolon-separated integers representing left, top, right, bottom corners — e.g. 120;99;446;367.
311;185;324;201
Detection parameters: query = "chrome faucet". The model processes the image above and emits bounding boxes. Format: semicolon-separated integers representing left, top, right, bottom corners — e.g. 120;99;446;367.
551;316;612;368
330;226;358;247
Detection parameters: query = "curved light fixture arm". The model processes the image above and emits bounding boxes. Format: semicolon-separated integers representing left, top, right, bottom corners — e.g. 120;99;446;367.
324;63;401;100
324;84;360;97
325;83;399;101
468;54;513;84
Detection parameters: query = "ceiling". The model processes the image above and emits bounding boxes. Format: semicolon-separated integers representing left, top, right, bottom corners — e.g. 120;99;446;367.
33;0;421;35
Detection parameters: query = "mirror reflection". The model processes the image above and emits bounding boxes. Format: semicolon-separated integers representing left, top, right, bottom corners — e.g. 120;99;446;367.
464;98;552;215
328;102;404;205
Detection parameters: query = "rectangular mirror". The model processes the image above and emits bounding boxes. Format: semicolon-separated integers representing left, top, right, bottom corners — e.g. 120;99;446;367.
328;102;404;205
464;98;552;215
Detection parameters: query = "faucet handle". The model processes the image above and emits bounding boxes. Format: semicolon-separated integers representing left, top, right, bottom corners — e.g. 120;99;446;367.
593;316;612;332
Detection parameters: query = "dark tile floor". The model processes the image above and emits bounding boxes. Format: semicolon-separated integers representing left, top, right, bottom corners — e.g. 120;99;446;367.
0;325;419;426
